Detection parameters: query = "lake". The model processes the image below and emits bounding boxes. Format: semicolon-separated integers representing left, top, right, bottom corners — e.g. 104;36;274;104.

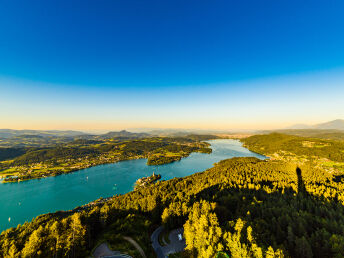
0;139;265;233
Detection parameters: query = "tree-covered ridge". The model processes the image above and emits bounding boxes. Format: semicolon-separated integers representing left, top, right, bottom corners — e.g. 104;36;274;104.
241;133;344;174
267;129;344;141
1;157;344;257
241;133;344;161
0;148;26;162
0;136;212;182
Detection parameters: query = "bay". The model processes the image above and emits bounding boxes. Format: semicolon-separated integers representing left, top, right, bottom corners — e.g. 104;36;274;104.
0;139;265;233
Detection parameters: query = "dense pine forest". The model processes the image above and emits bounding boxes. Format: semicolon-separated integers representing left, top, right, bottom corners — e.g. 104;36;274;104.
1;155;344;257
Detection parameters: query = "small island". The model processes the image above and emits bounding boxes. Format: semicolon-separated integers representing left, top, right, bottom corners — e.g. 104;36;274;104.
134;172;161;190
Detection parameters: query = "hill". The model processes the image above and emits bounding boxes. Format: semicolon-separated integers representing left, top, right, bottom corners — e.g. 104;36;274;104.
241;133;344;161
97;130;150;139
314;119;344;130
241;133;344;175
267;129;344;141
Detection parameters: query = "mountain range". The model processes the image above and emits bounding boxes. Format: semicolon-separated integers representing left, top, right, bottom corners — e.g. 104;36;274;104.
0;129;86;139
287;119;344;130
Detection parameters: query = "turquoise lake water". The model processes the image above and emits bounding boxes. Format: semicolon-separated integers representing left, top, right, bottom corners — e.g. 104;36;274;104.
0;139;265;233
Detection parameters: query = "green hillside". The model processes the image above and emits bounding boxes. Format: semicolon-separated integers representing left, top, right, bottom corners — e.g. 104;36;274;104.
241;133;344;175
268;129;344;141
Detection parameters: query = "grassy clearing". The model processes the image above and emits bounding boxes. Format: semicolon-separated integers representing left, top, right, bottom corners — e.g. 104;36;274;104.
321;160;344;172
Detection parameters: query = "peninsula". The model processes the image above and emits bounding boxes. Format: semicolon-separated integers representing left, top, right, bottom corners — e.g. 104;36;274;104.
0;133;215;183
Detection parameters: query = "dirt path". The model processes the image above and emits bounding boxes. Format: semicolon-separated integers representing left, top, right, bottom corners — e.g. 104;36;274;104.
123;236;147;258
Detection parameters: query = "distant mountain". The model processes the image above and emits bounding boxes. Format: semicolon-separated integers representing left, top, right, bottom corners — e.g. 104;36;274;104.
147;129;250;137
285;124;312;130
0;129;86;138
287;119;344;130
314;119;344;130
97;130;150;139
285;124;313;129
148;129;194;137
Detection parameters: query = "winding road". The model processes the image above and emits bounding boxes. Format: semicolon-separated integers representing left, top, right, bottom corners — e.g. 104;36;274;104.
151;226;186;258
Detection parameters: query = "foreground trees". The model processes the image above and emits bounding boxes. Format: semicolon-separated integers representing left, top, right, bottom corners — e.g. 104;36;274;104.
184;201;223;257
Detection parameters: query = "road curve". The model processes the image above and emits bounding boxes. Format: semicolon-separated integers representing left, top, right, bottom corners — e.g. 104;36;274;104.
151;226;166;258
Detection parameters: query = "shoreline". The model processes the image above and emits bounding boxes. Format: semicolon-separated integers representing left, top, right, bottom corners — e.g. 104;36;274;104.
0;139;264;234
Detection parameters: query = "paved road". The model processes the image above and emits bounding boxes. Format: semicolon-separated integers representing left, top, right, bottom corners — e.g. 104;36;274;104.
163;228;186;256
151;226;186;258
151;226;166;258
93;243;115;258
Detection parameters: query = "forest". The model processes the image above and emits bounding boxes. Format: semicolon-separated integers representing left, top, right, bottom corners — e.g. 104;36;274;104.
1;156;344;257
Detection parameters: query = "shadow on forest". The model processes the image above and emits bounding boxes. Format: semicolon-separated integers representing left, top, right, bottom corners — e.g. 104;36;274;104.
296;167;307;195
94;167;344;258
157;167;344;258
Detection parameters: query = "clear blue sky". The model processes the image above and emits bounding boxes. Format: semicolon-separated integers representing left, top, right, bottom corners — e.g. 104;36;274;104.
0;0;343;131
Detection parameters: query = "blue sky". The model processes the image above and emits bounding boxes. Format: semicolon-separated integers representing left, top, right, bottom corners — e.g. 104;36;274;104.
0;0;343;131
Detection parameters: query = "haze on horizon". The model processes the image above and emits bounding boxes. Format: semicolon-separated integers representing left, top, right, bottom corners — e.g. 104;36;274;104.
1;1;344;131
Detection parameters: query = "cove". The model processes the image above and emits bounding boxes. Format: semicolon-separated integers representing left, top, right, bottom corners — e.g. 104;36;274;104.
0;139;265;233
